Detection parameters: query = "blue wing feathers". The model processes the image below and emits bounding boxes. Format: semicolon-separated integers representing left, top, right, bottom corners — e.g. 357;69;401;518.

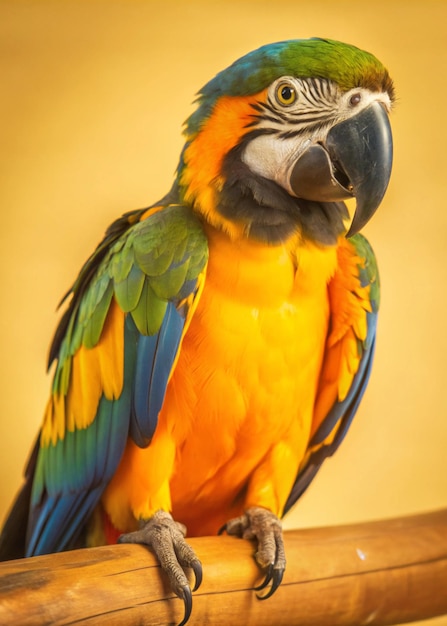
131;334;159;447
27;488;103;556
26;392;131;555
283;333;377;515
310;316;377;447
147;303;184;425
130;302;185;448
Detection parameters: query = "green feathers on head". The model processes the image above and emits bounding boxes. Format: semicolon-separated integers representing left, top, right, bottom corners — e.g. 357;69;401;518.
186;38;394;134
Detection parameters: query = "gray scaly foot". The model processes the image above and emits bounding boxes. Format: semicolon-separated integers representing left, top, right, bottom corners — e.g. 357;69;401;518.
118;510;202;626
220;506;286;599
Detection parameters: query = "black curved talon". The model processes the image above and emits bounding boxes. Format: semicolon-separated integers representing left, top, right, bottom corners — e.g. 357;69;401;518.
217;523;227;536
253;563;274;591
256;567;284;600
177;585;193;626
191;559;203;591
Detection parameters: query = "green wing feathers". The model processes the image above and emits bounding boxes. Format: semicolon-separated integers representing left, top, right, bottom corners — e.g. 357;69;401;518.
50;205;207;401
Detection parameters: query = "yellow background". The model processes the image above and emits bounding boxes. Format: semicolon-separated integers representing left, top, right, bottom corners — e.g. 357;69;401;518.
1;1;446;623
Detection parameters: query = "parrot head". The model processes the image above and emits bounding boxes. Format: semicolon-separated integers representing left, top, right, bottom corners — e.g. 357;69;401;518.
178;38;394;244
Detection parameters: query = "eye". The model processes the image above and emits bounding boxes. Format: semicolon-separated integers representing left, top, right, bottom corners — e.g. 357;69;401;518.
275;81;297;106
349;92;362;107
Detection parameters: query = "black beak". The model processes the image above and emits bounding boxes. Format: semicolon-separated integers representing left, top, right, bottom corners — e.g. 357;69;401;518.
289;101;393;236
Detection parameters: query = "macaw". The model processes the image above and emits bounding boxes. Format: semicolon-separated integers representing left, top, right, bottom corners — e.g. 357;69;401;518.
0;38;393;625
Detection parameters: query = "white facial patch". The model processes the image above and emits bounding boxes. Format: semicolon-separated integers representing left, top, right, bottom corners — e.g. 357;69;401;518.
241;134;311;195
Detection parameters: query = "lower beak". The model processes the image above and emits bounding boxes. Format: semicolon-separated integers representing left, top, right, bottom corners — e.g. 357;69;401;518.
289;101;393;236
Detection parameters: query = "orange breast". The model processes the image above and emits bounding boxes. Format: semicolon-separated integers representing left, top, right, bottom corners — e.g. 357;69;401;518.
168;229;337;534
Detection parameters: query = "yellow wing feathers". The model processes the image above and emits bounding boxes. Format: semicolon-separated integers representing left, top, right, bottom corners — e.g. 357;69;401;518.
42;300;125;447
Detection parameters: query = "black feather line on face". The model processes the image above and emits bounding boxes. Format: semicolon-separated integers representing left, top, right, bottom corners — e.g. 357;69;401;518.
216;140;349;245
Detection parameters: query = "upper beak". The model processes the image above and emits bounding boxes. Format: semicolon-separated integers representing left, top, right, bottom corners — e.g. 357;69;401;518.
289;101;393;236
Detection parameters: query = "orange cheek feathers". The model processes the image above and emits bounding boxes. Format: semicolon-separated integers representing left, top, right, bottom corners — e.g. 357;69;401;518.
180;91;268;238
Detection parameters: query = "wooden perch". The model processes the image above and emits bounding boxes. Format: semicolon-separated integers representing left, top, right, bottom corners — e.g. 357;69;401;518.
0;509;446;625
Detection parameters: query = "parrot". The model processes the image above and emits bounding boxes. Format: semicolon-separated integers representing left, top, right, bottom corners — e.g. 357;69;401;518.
0;38;393;625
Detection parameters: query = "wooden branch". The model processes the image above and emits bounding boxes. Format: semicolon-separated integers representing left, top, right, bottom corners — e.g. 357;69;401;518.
0;509;446;625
